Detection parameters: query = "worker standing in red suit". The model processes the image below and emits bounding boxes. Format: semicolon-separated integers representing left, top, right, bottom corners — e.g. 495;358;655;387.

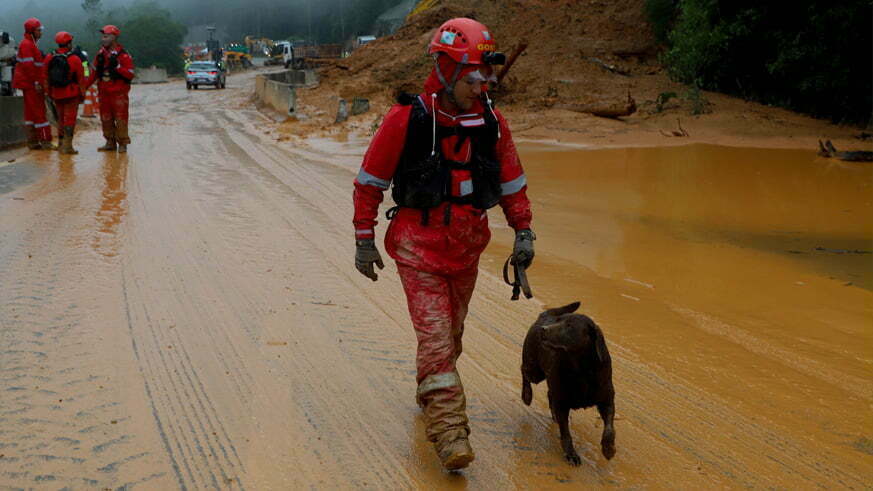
12;17;52;150
86;25;134;153
352;18;535;470
44;31;86;154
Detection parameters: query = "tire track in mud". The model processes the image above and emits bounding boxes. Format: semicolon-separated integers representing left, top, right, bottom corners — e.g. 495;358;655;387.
0;190;172;488
158;113;425;486
114;122;252;490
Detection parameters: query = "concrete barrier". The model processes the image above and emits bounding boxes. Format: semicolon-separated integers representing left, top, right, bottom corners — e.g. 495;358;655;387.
132;66;168;84
0;96;25;148
254;70;318;116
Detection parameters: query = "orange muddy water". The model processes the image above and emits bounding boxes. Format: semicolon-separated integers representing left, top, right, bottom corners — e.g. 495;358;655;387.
1;71;871;489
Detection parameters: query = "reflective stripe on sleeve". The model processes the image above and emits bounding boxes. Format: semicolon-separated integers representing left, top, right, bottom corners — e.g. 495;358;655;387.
356;168;390;189
355;229;374;237
34;122;50;128
33;62;44;67
16;57;34;62
500;174;527;196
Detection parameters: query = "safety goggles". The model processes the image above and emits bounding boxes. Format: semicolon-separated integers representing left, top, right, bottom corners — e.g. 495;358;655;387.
462;67;498;85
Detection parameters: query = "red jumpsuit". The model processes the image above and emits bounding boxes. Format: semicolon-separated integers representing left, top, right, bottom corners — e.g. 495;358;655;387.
86;44;134;144
43;48;85;128
353;81;532;444
12;33;50;144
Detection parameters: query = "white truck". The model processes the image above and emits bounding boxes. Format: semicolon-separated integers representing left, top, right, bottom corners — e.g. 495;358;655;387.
266;41;295;68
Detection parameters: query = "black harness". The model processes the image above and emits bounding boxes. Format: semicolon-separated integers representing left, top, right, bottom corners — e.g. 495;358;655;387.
388;94;502;226
96;48;130;83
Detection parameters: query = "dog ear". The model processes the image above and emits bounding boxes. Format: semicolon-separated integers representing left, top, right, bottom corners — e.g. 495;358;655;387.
543;301;581;317
591;323;608;363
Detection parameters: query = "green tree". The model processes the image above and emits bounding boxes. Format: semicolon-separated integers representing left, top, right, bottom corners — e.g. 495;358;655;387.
120;2;188;75
662;0;872;124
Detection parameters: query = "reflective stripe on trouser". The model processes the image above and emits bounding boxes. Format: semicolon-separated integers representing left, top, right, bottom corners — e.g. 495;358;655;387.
22;89;50;141
397;263;478;442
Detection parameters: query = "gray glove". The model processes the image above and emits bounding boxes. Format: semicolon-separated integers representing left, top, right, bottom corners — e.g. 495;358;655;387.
355;239;384;281
512;229;536;268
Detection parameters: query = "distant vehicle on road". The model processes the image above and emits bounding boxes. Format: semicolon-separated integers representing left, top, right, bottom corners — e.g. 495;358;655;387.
186;61;226;90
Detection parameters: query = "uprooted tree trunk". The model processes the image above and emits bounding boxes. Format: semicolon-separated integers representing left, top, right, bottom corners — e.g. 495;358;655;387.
557;92;637;119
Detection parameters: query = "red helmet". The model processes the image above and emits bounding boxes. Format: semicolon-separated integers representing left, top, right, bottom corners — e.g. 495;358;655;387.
55;31;73;45
24;18;43;34
428;18;497;65
99;25;121;37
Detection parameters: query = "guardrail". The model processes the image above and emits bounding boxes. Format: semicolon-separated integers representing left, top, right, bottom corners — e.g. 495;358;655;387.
254;69;318;116
0;96;25;148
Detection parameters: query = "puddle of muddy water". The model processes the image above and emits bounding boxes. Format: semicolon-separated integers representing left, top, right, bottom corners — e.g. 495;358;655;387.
512;143;873;290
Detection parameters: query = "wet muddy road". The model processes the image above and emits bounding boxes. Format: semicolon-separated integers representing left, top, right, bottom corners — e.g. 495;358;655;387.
1;71;871;488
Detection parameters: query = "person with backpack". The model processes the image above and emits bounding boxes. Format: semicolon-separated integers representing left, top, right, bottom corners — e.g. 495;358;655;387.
352;18;534;470
85;25;134;153
12;17;52;150
44;31;85;154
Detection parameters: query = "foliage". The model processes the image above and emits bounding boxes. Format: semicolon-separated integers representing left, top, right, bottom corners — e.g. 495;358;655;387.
682;86;710;115
655;91;677;112
662;0;872;124
77;1;187;75
120;2;188;74
644;0;679;45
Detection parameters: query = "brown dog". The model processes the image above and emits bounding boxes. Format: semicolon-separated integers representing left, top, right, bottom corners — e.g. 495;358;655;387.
521;302;616;465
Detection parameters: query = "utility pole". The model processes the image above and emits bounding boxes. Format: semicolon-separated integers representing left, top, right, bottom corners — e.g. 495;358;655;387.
340;0;345;42
307;0;312;44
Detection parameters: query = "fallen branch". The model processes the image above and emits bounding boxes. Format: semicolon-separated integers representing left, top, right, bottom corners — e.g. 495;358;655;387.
660;118;689;137
586;57;630;76
557;91;637;119
496;39;528;85
817;139;873;162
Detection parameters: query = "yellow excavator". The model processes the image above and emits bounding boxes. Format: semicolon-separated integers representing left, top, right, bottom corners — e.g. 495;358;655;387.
244;36;275;58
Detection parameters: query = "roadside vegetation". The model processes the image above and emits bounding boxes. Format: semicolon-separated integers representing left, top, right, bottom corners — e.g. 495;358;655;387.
647;0;872;125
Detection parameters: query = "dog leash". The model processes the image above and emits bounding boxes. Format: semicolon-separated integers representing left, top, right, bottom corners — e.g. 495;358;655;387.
503;255;533;300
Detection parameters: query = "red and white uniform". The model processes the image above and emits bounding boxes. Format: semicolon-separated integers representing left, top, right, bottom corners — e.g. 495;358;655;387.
43;47;85;127
353;75;532;420
12;33;50;141
86;44;134;123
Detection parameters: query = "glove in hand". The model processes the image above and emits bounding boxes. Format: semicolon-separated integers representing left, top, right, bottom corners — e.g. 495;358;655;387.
355;239;384;281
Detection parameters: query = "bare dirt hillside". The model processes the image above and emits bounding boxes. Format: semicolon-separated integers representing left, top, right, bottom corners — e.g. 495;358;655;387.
279;0;871;151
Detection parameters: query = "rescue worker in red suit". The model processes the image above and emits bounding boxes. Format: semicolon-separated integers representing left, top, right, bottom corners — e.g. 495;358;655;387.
12;18;52;150
86;25;134;153
43;31;86;155
352;18;535;470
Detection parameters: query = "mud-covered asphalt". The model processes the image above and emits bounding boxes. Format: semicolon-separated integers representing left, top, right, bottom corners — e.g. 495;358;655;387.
1;70;871;488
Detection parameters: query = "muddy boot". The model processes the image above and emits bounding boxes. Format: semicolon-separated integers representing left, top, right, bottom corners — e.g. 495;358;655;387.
97;140;116;152
26;127;41;150
60;127;78;155
55;131;64;151
115;119;129;154
418;372;474;470
436;430;475;471
98;119;116;151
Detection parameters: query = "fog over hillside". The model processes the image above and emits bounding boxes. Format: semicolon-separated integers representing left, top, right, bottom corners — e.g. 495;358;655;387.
1;0;403;44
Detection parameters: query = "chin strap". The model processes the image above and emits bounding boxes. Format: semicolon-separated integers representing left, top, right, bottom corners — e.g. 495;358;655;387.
433;53;467;108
